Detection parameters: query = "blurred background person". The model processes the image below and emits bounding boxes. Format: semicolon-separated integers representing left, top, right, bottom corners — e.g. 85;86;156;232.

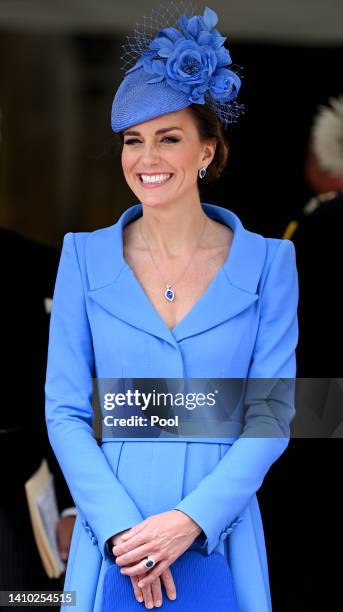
271;94;343;612
284;95;343;377
0;109;76;606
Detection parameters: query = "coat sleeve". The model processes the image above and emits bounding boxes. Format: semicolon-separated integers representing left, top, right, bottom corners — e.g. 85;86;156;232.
45;232;144;560
173;239;299;554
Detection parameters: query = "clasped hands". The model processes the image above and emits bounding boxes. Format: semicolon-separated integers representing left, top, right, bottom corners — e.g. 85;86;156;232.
110;509;202;608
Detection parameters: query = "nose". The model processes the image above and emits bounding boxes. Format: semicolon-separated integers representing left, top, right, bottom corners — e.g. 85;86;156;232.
140;142;161;164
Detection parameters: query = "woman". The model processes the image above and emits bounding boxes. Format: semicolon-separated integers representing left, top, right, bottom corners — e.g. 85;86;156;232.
45;5;298;611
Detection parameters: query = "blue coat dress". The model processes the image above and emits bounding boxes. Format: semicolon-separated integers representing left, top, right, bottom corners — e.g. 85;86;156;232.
45;202;299;611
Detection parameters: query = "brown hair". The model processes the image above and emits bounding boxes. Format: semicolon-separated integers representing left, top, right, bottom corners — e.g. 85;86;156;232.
186;103;230;184
116;103;230;184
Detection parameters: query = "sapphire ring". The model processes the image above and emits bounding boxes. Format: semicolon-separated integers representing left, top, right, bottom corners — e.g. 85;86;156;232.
144;556;156;569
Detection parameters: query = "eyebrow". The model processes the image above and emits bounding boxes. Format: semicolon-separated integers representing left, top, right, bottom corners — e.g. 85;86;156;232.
123;127;184;136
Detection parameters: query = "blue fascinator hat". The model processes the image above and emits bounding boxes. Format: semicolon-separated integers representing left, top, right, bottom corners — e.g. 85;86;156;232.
111;3;243;132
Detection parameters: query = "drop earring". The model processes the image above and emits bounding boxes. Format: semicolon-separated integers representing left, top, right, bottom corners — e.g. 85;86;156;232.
199;167;207;179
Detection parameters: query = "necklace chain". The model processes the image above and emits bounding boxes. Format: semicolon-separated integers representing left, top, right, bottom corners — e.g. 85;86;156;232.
139;214;208;302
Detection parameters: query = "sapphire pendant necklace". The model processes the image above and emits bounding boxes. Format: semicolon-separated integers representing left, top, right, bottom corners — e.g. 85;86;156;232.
164;285;175;302
139;215;208;302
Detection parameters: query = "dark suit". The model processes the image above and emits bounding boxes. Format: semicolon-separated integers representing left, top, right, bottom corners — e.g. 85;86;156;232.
290;190;343;377
0;228;74;602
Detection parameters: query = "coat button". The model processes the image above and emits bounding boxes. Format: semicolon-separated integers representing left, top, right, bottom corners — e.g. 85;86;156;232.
219;527;233;542
91;535;98;545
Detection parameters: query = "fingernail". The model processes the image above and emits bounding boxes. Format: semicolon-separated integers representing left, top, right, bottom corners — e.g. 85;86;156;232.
136;596;143;602
138;581;144;588
146;603;153;609
120;569;126;574
154;600;162;607
169;592;177;600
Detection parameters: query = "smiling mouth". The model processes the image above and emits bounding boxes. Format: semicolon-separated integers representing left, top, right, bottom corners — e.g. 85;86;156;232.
138;173;173;186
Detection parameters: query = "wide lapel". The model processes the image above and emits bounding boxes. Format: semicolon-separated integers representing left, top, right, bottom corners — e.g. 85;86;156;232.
173;204;265;341
86;205;179;348
85;203;266;346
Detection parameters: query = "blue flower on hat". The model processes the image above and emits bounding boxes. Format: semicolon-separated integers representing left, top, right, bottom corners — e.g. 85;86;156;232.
126;6;241;106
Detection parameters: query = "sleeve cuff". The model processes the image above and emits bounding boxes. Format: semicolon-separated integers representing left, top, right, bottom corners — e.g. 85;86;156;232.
173;502;243;555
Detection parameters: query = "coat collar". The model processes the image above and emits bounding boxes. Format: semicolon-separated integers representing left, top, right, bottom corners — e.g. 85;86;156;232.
86;203;266;347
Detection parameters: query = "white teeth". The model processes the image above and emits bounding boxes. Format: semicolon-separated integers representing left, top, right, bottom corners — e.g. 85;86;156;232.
140;174;171;184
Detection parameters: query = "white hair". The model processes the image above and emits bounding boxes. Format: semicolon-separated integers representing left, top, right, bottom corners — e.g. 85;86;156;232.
311;95;343;176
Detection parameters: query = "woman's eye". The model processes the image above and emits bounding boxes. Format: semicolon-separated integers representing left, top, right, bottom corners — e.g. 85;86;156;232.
124;136;178;144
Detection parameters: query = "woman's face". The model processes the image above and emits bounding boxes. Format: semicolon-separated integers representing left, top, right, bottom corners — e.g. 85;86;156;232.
121;108;216;209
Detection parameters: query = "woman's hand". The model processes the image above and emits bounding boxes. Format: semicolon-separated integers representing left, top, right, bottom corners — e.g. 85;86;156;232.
111;530;177;607
111;510;202;589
